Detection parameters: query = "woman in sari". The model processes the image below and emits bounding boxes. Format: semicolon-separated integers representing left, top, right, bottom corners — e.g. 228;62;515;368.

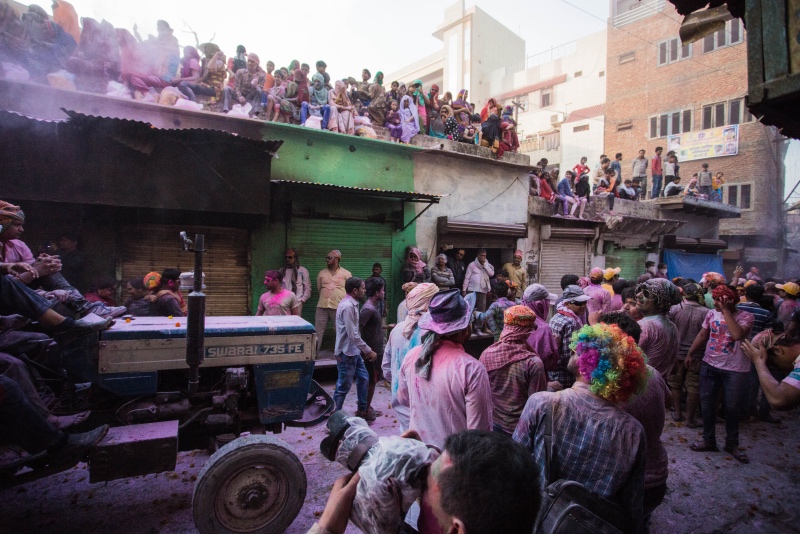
480;97;498;122
286;59;299;81
285;68;309;123
399;95;419;143
367;83;386;128
330;80;355;134
178;43;226;104
373;71;384;86
426;84;441;133
410;80;428;132
451;89;470;125
440;105;460;140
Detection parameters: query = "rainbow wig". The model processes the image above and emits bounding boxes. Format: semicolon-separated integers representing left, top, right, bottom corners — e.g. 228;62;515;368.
569;324;650;404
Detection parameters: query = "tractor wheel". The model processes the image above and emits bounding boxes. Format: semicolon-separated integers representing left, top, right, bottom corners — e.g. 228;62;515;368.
193;434;307;534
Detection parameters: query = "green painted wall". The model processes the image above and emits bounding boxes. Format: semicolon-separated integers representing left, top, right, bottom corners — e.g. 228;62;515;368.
249;122;421;322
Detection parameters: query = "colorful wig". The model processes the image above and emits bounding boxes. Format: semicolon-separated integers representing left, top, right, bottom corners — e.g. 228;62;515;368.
569;323;649;404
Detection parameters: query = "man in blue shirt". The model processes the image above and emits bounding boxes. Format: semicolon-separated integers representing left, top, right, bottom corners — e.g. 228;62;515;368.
610;152;623;185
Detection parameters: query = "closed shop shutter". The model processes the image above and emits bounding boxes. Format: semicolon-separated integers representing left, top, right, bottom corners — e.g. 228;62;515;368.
289;219;394;343
605;248;646;282
120;224;250;316
539;238;590;294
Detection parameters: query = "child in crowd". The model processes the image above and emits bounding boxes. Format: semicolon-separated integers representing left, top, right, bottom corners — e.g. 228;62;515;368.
385;99;402;142
711;171;725;202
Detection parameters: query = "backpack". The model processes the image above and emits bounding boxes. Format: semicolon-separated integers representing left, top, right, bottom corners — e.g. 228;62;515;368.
534;399;635;534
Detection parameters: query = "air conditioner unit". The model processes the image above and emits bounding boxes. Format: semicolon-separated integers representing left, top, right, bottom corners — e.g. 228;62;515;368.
550;112;565;126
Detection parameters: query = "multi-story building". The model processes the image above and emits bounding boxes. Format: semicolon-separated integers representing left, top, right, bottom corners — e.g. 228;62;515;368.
604;0;787;277
385;2;607;170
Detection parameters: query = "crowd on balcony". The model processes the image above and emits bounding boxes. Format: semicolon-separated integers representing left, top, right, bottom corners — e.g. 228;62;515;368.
0;2;520;157
528;147;728;217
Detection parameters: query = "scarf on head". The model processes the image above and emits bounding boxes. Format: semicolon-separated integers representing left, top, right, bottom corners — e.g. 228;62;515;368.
407;247;426;274
333;80;350;107
403;283;439;338
481;323;537;373
638;278;682;313
480;98;497;122
373;71;383;85
415;331;441;380
310;72;328;105
454;89;468;107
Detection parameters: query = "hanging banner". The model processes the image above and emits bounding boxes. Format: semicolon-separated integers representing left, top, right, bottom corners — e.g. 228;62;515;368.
667;124;739;162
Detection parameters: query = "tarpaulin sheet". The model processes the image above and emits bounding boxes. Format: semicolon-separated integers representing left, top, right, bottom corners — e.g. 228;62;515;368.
663;249;723;282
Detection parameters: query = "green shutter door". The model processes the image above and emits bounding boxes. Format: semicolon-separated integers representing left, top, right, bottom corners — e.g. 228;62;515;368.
605;248;646;281
289;219;393;348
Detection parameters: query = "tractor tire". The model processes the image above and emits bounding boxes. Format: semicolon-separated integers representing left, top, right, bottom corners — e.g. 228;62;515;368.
193;434;307;534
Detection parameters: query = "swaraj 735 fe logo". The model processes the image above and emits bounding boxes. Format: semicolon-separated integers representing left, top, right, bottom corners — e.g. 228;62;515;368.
205;343;305;358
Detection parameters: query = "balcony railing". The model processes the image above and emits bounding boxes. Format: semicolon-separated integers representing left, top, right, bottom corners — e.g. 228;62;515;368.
612;0;666;27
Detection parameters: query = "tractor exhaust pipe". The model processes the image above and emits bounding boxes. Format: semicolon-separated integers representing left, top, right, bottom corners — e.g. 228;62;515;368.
182;232;206;394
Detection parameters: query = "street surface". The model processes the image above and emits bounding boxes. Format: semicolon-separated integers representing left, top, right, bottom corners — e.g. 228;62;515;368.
1;378;798;534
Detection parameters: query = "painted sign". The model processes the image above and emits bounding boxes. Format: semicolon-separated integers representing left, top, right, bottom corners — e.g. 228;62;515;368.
206;343;305;358
667;124;739;162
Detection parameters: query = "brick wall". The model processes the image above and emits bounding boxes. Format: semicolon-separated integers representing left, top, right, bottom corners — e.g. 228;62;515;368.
603;4;781;241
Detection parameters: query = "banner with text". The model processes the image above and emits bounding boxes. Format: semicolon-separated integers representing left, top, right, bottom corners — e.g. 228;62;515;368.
667;124;739;162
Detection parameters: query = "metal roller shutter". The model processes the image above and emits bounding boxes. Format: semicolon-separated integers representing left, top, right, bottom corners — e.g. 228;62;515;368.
289;219;393;346
605;248;646;282
539;238;590;294
120;224;250;316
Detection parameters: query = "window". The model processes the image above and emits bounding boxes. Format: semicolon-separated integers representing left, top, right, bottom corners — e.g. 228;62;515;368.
657;38;692;66
617;121;633;132
599;70;605;77
619;51;635;64
573;124;590;133
703;19;744;53
463;26;471;61
541;88;552;108
649;109;693;138
726;183;753;210
702;99;752;129
574;71;583;77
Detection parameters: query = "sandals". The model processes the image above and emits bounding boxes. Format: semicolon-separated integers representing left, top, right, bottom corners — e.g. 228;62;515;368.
690;441;719;452
724;446;750;464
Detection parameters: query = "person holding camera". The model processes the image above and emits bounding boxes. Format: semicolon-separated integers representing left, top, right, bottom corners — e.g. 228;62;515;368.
309;429;539;534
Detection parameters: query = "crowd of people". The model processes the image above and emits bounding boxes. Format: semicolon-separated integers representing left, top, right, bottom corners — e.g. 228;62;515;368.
530;150;728;216
0;2;520;156
3;187;800;532
306;249;800;533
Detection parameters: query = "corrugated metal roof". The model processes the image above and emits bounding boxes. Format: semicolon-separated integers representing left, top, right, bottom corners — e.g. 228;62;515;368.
564;104;606;124
61;109;283;154
271;180;444;202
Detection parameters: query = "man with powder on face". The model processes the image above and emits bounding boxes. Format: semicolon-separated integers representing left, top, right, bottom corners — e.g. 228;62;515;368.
256;270;300;316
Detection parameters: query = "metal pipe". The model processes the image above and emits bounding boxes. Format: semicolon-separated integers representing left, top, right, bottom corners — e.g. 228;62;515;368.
186;233;206;393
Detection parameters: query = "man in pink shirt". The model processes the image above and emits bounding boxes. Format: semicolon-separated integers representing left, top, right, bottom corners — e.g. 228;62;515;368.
397;289;492;449
583;267;611;318
687;285;754;463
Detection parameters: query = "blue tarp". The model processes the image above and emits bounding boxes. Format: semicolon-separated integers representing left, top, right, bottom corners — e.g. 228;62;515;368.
663;249;723;282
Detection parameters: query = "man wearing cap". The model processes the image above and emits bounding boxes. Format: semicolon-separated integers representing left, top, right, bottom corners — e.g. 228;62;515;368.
479;306;547;434
502;250;527;293
584;267;611;317
463;249;494;312
315;250;352;352
382;283;438;431
333;277;376;421
0;201;125;319
222;52;266;117
256;270;300;316
548;285;590;389
776;282;800;326
397;289;492;448
602;267;621;296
